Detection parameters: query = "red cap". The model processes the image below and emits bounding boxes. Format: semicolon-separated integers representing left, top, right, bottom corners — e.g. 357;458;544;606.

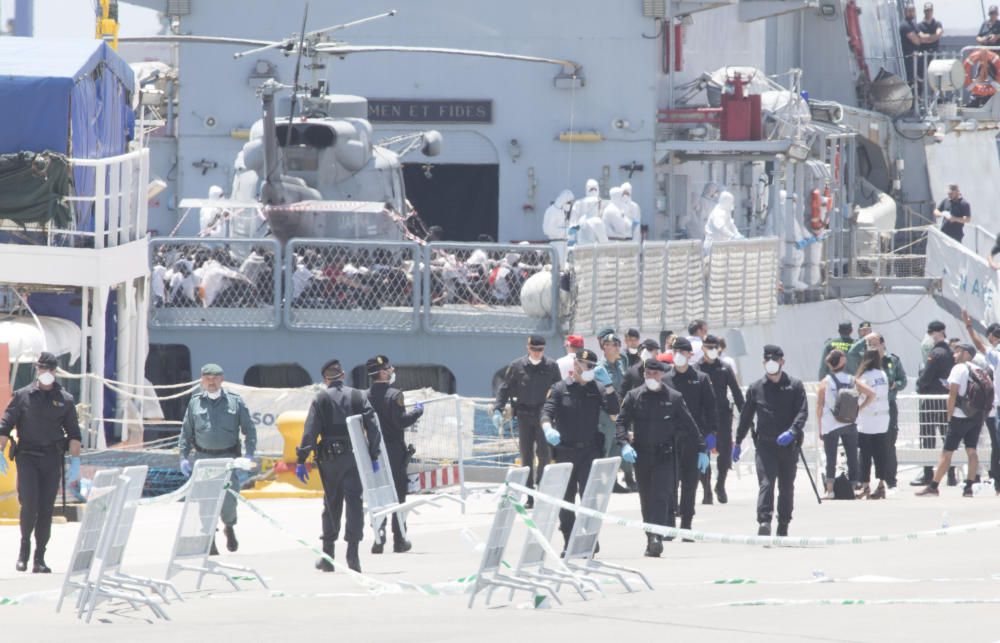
656;352;674;364
566;335;584;348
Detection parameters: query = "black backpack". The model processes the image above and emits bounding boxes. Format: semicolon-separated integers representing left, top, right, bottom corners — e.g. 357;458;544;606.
960;365;994;416
833;472;855;500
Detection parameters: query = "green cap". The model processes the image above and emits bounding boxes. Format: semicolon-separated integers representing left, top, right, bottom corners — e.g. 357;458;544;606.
200;363;224;375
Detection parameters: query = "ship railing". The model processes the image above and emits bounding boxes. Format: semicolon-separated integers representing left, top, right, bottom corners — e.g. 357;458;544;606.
842;224;930;280
148;237;281;329
284;238;421;333
422;242;559;336
0;148;149;249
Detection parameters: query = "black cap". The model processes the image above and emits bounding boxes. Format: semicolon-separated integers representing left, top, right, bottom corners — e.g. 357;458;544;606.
576;349;599;365
596;327;616;341
928;320;946;333
991;4;998;13
366;355;391;375
858;321;872;330
641;338;660;351
672;337;693;352
703;334;720;347
528;334;546;347
626;328;640;339
320;359;344;378
763;344;784;359
644;358;666;372
987;323;1000;338
838;321;853;332
36;352;58;369
957;342;977;358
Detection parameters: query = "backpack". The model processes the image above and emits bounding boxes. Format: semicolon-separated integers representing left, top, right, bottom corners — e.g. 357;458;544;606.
830;375;860;424
833;472;855;500
960;365;994;416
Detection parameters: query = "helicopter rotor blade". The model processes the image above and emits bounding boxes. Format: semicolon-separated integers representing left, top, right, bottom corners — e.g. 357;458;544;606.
311;44;582;76
118;35;278;47
285;3;310;148
233;39;296;60
305;10;396;39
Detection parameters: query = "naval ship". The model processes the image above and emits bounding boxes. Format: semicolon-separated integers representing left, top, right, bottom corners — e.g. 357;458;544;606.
2;0;997;446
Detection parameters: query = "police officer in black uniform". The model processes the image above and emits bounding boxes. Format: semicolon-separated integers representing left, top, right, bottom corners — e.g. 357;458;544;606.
493;335;562;506
622;339;660;393
0;352;82;572
661;337;716;536
913;320;956;486
616;358;704;557
366;355;423;554
295;359;381;573
698;334;745;504
733;345;808;537
540;349;619;546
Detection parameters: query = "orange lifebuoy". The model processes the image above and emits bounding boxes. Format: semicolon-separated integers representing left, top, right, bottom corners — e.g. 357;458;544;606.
824;186;834;214
964;48;1000;97
809;189;825;232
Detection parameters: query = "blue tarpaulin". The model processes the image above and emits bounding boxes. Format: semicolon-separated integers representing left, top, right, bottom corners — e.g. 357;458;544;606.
0;38;135;233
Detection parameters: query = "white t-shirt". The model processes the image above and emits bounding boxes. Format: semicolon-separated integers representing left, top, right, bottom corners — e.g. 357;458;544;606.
947;363;972;419
556;353;576;379
687;336;704;365
822;372;855;431
983;347;1000;409
857;368;890;434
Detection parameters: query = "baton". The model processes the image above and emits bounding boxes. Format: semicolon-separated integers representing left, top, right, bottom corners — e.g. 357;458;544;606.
798;446;822;505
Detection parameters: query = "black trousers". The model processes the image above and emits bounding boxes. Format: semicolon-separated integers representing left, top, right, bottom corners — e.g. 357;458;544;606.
376;441;409;543
15;451;62;552
823;424;859;482
755;441;797;525
555;444;599;540
886;400;899;486
634;445;677;527
716;408;734;477
677;436;700;521
318;453;364;544
919;397;948;449
858;432;889;483
516;409;550;489
989;412;1000;490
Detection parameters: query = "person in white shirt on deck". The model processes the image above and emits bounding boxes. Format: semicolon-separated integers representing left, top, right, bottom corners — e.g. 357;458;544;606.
855;347;891;499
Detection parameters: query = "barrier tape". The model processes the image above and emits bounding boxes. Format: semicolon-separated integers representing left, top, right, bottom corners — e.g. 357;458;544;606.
707;597;1000;607
506;482;1000;547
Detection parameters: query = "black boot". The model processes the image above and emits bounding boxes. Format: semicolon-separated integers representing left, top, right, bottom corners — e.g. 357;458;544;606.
32;548;50;574
757;522;771;536
393;539;412;553
524;496;534;510
209;537;219;556
315;540;335;572
224;525;239;552
680;517;694;542
701;468;713;505
715;469;729;504
346;541;361;573
15;539;29;572
776;522;789;537
911;466;934;486
644;532;663;557
612;481;629;493
371;528;385;554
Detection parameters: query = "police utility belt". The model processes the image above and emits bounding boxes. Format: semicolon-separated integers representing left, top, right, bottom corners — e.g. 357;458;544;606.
316;428;351;461
194;440;240;456
637;441;674;460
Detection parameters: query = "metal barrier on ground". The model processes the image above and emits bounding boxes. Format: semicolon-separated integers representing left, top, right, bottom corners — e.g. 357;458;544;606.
149;238;280;328
285;238;420;333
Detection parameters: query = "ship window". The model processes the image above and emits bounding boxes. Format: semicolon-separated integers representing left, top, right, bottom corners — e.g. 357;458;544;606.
350;363;456;394
244;363;312;388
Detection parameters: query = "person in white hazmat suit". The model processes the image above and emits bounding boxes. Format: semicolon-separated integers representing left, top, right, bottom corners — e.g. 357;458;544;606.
703;190;743;253
569;179;601;227
620;182;641;227
604;187;638;240
575;210;609;245
543;189;575;261
199;185;227;238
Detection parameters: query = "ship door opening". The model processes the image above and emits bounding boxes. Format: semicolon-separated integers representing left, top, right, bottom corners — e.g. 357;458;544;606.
403;164;499;242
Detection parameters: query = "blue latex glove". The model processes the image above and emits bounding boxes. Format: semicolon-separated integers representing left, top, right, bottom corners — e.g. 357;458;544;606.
621;443;637;464
372;460;380;473
68;456;81;484
0;454;8;476
705;433;717;452
492;410;503;430
593;365;613;387
180;459;193;477
414;402;424;413
697;452;710;474
777;430;795;447
542;422;560;446
732;444;742;463
295;463;309;484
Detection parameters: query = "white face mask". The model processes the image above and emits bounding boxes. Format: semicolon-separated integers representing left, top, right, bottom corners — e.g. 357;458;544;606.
674;353;689;367
764;360;781;375
206;389;222;400
627;346;638;355
389;372;396;385
580;369;596;383
644;378;661;391
705;348;719;361
639;349;652;362
528;356;542;365
37;372;55;386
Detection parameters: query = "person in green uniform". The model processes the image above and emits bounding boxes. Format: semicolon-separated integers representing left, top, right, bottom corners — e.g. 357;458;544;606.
818;321;855;379
178;363;257;554
878;337;907;488
596;332;637;492
845;321;874;374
